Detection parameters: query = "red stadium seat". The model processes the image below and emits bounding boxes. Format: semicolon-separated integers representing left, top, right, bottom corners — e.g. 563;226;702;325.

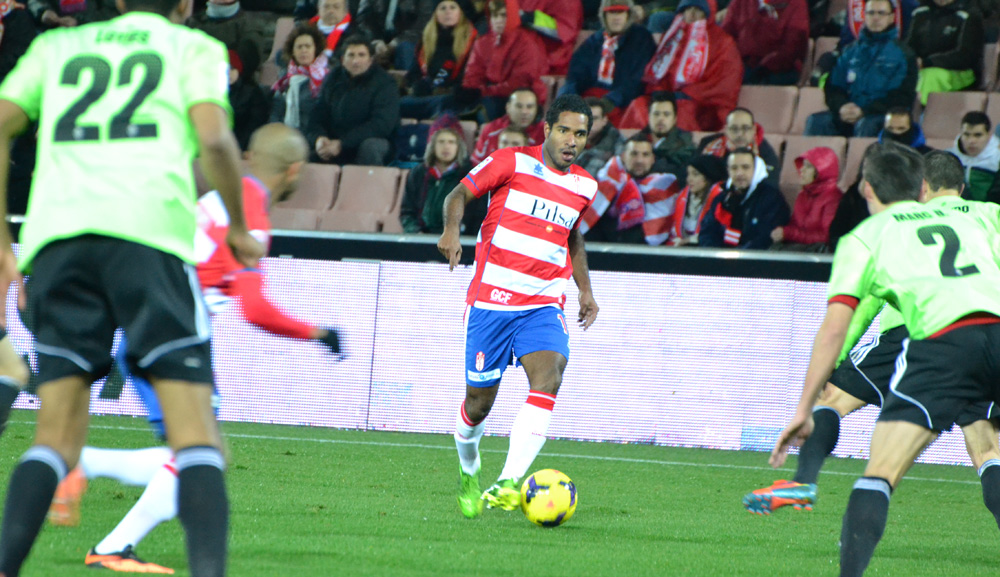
737;86;798;135
270;17;295;62
319;166;401;232
276;163;339;211
839;137;876;190
798;38;815;87
921;91;986;140
779;135;846;207
789;87;827;135
270;208;320;231
382;169;409;234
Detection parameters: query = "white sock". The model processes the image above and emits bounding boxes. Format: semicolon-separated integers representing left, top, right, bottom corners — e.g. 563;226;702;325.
80;446;172;486
94;461;178;555
499;390;555;482
455;402;485;476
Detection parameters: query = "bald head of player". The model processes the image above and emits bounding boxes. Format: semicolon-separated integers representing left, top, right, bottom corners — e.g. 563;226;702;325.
116;0;193;21
860;141;925;213
542;94;593;171
246;123;309;204
922;150;966;201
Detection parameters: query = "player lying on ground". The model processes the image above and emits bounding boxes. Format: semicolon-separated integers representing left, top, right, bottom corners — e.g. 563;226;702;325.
745;150;1000;519
438;94;600;519
771;143;1000;577
47;124;343;574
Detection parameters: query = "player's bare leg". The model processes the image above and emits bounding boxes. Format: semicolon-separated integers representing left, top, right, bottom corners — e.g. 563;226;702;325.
484;351;566;511
745;383;868;515
0;336;29;438
153;379;226;577
0;376;90;577
840;421;937;577
455;384;499;518
961;419;1000;530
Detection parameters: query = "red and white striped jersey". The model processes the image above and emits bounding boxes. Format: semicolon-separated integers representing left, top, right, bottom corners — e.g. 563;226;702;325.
461;145;598;311
194;176;271;290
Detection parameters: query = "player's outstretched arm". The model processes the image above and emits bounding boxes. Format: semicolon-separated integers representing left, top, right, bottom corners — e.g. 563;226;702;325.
770;302;854;467
437;183;475;271
0;101;28;327
568;228;598;330
189;102;263;268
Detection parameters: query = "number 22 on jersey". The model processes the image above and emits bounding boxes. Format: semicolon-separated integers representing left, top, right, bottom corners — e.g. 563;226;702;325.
54;52;162;143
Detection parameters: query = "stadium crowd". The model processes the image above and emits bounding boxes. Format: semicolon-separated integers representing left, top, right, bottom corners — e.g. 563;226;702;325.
5;0;1000;250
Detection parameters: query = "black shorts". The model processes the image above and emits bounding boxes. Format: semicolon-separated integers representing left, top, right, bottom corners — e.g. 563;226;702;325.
27;235;213;386
879;323;1000;432
831;325;909;407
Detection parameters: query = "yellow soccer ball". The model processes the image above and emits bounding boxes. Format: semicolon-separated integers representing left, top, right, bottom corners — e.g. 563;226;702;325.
520;469;577;527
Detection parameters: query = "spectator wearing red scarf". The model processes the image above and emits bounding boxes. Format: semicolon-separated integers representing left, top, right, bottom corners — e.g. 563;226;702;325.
698;148;789;249
270;25;330;130
618;0;742;132
309;0;354;56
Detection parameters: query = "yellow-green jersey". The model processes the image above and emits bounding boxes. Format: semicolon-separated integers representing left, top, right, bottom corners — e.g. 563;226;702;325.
0;12;231;272
828;195;1000;340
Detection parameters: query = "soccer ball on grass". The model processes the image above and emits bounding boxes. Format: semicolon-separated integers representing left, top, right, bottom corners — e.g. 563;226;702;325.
520;469;577;527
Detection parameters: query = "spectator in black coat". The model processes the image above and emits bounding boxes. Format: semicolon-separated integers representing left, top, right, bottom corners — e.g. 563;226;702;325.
306;35;401;165
0;6;35;84
699;148;790;249
228;49;268;151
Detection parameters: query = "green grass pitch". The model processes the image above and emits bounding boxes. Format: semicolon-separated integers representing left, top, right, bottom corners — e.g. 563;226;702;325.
1;413;997;576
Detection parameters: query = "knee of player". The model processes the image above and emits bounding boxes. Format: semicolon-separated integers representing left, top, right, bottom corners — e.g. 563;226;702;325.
818;384;865;417
0;357;31;389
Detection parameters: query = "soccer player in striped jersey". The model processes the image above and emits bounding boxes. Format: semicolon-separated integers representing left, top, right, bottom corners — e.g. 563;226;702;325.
771;143;1000;576
438;94;600;518
0;1;262;575
746;151;1000;518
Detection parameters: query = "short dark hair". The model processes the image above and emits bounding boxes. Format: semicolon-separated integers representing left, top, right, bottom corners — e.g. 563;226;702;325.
624;133;653;149
124;0;179;15
727;107;755;124
923;150;966;192
961;111;991;132
544;94;594;134
861;141;924;204
649;91;676;113
584;96;613;117
285;25;327;65
339;34;372;56
726;146;756;164
885;106;912;120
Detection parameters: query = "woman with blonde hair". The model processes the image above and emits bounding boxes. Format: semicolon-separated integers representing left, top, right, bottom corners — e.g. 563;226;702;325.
400;0;478;120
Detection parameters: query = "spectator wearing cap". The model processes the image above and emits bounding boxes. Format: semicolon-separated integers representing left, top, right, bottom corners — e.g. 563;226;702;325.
306;35;400;165
668;154;727;246
620;0;742;132
721;0;809;85
576;97;622;177
770;146;842;252
905;0;983;106
698;147;789;249
519;0;584;75
400;115;483;233
271;25;330;130
470;87;545;164
559;0;656;118
227;49;268;151
804;0;918;138
400;0;479;120
459;0;548;121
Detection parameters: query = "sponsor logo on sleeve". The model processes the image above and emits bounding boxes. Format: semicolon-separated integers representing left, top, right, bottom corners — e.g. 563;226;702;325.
469;156;493;176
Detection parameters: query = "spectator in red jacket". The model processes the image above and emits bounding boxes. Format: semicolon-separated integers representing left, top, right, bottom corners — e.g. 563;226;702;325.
459;0;548;121
771;146;843;251
721;0;809;85
470;87;545;163
619;0;742;132
519;0;583;75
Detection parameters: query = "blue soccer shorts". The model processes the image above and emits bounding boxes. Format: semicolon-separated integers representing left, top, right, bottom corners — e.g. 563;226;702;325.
464;305;570;388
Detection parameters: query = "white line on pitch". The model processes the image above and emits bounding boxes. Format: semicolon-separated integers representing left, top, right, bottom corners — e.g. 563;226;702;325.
6;420;982;486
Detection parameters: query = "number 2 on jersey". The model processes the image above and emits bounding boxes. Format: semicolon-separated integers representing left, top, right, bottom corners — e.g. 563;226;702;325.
917;224;980;278
54;52;163;142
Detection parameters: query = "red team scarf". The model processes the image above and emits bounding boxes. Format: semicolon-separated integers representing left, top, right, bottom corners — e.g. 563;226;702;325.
272;52;330;97
643;17;709;88
701;124;765;158
59;0;86;13
847;0;902;39
670;183;722;241
310;13;352;55
582;156;681;245
597;32;619;85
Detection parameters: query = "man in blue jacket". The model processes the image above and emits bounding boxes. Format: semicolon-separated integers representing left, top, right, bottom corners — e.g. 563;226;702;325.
805;0;917;138
699;148;790;249
558;0;655;119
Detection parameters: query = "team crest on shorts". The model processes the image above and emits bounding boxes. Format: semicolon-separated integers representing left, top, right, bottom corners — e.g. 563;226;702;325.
476;351;485;371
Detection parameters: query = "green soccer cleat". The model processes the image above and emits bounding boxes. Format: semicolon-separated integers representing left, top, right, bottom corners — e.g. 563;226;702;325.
482;478;520;511
458;467;483;519
743;479;817;515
